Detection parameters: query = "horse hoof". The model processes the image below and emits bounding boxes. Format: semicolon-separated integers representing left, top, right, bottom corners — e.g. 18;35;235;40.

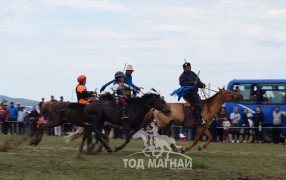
198;146;202;151
114;147;121;152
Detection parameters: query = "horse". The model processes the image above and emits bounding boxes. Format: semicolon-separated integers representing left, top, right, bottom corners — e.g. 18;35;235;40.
29;101;105;150
81;93;170;152
30;93;170;153
142;87;243;153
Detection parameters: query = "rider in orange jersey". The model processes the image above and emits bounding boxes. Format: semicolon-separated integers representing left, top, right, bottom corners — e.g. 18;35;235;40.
76;75;94;105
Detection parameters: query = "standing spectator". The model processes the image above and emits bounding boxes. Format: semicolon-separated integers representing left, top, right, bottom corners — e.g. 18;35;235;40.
209;116;217;142
272;106;284;144
222;118;231;142
8;102;18;135
241;108;252;143
281;116;286;146
16;102;21;111
17;105;25;135
49;96;57;135
39;98;45;111
23;111;30;135
230;107;241;143
50;95;58;103
216;107;228;142
253;106;265;143
0;101;8;134
29;105;39;127
53;96;64;136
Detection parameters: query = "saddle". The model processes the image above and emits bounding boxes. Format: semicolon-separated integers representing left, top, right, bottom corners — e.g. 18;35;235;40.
183;103;196;128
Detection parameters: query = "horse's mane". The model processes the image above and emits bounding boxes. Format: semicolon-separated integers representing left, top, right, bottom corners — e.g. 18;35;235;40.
99;92;114;101
126;93;161;104
202;92;220;105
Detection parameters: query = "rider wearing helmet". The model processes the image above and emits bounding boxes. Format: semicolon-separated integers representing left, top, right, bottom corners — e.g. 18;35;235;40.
179;62;206;125
112;71;135;119
100;65;141;98
76;75;94;105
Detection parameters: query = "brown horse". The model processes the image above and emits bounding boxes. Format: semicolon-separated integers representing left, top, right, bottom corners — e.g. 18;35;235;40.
143;88;243;153
29;101;105;151
30;93;170;153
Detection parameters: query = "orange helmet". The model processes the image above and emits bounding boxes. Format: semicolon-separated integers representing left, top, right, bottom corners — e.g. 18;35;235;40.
77;75;86;83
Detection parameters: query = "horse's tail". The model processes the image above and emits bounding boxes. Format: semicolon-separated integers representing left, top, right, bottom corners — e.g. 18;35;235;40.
64;127;85;143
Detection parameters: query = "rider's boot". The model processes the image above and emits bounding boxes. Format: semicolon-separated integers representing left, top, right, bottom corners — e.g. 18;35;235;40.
121;106;129;119
194;109;206;125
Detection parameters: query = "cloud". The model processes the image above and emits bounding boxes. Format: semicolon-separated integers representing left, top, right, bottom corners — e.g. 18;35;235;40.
41;0;129;12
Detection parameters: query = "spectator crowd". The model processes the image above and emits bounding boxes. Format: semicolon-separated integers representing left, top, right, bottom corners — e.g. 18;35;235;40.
1;96;286;145
0;96;74;136
172;106;286;144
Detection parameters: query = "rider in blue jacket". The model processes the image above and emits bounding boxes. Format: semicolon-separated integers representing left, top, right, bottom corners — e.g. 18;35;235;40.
100;65;141;98
180;62;206;125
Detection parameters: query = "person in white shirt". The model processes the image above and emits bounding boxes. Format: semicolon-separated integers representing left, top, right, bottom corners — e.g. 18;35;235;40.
230;107;241;143
17;106;26;135
272;106;284;144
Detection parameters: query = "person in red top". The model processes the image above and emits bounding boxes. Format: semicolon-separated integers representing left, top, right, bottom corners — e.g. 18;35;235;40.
76;75;94;105
0;101;8;134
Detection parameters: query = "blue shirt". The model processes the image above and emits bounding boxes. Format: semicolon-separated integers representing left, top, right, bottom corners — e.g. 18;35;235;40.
8;106;18;119
100;73;138;92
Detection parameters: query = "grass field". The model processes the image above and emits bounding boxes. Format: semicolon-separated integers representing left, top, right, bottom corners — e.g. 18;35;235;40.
0;135;286;180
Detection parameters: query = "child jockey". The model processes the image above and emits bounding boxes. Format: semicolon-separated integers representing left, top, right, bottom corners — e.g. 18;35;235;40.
112;71;136;119
76;75;95;105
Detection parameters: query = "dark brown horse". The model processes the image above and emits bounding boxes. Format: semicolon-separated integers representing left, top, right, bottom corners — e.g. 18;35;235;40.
142;88;243;153
29;101;103;150
30;93;170;153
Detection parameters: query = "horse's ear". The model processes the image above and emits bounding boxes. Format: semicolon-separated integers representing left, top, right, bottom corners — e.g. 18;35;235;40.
218;87;222;91
223;86;225;90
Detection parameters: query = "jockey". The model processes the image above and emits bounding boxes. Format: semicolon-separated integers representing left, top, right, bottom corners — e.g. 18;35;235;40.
112;71;135;119
100;65;141;98
179;62;206;125
76;75;94;105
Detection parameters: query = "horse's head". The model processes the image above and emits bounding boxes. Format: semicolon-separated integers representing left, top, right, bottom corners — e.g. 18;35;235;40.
141;93;170;116
218;87;243;102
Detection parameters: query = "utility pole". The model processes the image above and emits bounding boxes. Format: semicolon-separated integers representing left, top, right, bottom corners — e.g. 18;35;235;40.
208;83;211;96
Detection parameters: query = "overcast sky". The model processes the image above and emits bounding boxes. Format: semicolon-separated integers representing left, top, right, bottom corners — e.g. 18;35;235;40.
0;0;286;103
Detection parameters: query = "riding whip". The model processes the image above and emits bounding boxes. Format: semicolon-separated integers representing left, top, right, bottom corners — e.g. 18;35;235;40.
123;63;127;72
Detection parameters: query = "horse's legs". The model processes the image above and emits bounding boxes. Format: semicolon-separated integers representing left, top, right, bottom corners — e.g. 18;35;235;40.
198;127;213;151
79;128;93;153
182;125;205;153
114;119;132;152
30;120;62;145
79;130;87;153
29;116;39;138
160;123;180;152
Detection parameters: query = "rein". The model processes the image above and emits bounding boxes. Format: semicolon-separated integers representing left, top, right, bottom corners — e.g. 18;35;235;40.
203;88;238;100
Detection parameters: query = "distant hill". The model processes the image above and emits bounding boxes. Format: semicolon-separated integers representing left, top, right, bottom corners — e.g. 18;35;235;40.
0;95;39;106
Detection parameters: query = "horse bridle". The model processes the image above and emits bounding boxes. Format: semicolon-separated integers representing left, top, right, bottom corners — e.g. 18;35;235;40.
221;90;239;100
